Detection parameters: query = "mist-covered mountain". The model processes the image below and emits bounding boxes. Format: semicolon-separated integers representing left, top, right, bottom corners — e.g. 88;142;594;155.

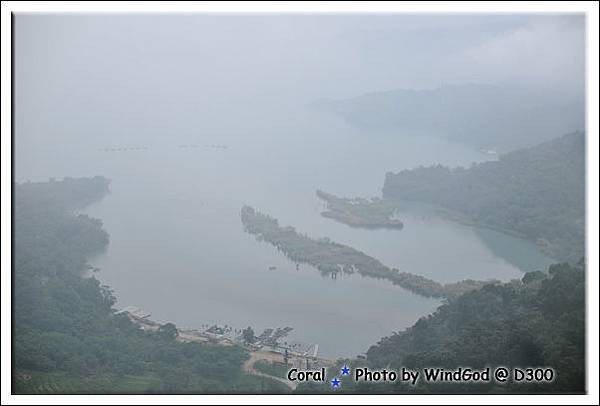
312;84;584;151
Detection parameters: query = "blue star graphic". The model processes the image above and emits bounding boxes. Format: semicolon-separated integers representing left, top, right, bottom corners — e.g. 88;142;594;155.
341;365;351;376
331;377;341;388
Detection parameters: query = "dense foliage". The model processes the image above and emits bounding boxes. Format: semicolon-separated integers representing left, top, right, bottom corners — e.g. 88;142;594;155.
316;190;403;229
365;261;585;393
241;206;491;299
383;132;585;262
13;177;286;394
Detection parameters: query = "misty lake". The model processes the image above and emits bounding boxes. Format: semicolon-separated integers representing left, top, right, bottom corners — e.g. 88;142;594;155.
16;107;554;358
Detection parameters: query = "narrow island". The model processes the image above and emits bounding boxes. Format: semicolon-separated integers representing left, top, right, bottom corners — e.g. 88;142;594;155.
241;206;493;299
316;190;403;229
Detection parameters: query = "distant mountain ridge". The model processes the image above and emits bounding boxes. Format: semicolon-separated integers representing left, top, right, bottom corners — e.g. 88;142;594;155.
312;84;584;151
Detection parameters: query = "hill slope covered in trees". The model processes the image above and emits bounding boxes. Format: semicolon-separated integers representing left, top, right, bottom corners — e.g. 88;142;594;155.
383;132;585;262
12;177;285;394
365;261;585;393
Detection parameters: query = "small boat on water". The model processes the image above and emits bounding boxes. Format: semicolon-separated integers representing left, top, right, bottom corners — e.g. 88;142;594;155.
268;266;277;270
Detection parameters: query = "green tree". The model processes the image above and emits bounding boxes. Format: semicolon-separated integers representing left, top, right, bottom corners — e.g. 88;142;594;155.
242;327;255;344
158;323;179;341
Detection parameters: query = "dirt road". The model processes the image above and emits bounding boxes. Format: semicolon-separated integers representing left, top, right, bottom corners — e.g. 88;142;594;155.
242;351;297;390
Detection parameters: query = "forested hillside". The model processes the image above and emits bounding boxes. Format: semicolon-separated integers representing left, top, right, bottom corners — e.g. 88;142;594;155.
12;177;285;394
383;132;585;262
366;261;585;393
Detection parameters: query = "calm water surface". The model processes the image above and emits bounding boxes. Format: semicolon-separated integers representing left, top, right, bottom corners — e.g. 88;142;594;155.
16;108;554;357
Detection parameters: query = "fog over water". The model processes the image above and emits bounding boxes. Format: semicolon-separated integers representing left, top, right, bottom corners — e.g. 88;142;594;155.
14;14;576;357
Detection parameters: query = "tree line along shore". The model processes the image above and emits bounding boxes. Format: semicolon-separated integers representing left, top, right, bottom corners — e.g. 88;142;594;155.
241;205;492;300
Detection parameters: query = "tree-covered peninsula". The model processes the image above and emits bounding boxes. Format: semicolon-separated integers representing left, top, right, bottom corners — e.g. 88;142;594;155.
241;206;492;299
316;190;403;229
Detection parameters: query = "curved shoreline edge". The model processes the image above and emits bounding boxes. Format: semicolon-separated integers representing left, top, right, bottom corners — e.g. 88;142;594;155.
241;205;495;300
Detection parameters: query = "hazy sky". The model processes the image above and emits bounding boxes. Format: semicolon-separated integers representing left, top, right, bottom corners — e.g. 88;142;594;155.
15;13;584;99
14;13;585;162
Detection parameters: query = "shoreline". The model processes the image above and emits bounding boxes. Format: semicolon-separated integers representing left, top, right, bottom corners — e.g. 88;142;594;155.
391;199;560;263
241;205;495;299
119;308;336;372
316;190;404;230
